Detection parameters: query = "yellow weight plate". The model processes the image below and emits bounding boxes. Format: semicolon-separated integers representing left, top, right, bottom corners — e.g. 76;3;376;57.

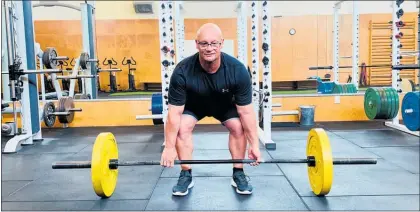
306;128;333;196
91;132;119;198
401;79;413;92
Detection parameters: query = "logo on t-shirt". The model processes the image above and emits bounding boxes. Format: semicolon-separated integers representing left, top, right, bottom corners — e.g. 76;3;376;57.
221;88;229;93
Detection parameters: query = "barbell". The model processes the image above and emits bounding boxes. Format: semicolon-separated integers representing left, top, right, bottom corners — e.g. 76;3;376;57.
42;97;83;127
51;128;377;198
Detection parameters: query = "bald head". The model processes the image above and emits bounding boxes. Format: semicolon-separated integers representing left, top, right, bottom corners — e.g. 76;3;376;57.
196;23;223;41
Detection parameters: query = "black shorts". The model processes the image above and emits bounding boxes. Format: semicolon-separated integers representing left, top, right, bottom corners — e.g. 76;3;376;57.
183;105;240;124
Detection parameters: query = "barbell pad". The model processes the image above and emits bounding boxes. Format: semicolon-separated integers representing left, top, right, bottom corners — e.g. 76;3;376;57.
91;132;119;198
306;128;333;196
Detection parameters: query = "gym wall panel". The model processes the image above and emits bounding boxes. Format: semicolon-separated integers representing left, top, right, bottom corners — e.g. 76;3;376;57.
2;94;407;127
33;12;418;90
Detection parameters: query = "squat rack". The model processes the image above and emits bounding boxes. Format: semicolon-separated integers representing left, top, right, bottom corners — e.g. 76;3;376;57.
1;1;98;153
384;0;420;137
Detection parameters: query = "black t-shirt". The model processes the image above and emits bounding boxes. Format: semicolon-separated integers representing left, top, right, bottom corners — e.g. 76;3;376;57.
168;52;252;114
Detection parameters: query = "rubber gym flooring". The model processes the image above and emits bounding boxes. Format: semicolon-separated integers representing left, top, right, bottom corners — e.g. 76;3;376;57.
1;121;419;211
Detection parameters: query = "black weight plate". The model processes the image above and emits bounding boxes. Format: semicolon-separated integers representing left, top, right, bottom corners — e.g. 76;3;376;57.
80;52;90;70
57;97;75;124
42;47;58;69
43;102;56;128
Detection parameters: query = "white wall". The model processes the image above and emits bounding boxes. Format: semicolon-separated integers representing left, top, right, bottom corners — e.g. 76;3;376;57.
31;1;419;20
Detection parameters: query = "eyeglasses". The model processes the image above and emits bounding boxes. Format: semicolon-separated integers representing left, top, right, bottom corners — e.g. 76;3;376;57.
196;41;222;49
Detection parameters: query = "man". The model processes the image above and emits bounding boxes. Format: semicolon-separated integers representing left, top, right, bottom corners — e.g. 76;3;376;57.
160;23;262;196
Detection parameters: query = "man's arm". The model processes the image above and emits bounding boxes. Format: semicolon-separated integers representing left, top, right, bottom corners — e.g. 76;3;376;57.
237;104;259;148
233;65;259;148
164;104;184;148
165;67;187;148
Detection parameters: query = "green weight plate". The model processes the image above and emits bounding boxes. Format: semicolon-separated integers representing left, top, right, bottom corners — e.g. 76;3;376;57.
333;84;339;94
338;85;343;94
344;84;348;93
378;88;388;119
386;87;397;119
383;88;393;119
392;88;400;119
364;87;381;120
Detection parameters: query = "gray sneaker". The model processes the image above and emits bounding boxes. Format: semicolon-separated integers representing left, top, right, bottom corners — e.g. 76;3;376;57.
231;170;253;195
172;170;194;196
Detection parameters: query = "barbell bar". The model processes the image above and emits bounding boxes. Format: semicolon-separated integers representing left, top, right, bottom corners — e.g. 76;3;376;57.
309;64;420;70
1;69;62;75
52;158;377;169
55;75;96;80
97;68;123;73
51;128;378;198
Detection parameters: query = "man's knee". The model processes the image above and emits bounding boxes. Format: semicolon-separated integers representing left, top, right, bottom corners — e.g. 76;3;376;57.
224;118;244;137
177;115;196;141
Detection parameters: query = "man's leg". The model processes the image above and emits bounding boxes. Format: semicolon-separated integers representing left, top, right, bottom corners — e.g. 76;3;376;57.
172;112;199;196
218;108;253;195
223;118;247;169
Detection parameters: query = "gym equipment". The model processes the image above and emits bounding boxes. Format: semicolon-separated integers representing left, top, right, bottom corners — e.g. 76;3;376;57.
42;97;83;127
309;64;420;71
79;52;91;70
74;93;91;99
331;83;357;94
57;60;70;91
51;128;377;198
364;87;399;120
122;57;137;91
401;91;419;131
151;93;164;125
101;57;121;93
401;78;414;92
314;77;335;94
42;47;69;69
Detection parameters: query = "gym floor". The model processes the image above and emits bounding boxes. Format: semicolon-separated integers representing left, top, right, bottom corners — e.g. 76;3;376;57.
1;122;419;211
